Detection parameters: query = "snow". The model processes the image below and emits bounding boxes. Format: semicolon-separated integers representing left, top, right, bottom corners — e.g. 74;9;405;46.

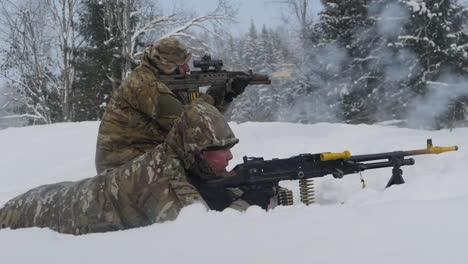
1;121;467;263
406;0;427;14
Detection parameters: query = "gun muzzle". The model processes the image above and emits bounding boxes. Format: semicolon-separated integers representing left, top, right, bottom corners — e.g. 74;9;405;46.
407;139;459;155
249;74;271;85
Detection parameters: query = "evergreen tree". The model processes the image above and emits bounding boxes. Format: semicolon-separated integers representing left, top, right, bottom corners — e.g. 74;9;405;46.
317;0;378;123
299;0;468;127
242;21;263;71
73;0;125;121
396;0;468;128
257;25;273;74
227;36;243;70
225;25;296;122
342;0;415;123
269;29;292;72
220;0;468;128
279;0;366;124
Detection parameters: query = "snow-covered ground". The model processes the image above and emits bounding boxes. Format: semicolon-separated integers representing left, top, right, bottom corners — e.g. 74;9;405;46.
0;121;466;264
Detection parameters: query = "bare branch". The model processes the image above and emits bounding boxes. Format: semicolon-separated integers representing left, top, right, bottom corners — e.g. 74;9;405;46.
45;0;78;121
0;114;43;120
0;0;59;124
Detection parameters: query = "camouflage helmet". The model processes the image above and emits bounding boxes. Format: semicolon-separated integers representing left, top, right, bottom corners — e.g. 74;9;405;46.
149;37;192;74
165;101;239;169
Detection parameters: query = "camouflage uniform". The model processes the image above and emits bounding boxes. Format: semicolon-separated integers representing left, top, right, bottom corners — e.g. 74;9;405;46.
95;38;192;174
0;101;243;235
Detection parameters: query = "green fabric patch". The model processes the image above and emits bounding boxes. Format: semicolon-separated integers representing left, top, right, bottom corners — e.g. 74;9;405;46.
158;95;183;118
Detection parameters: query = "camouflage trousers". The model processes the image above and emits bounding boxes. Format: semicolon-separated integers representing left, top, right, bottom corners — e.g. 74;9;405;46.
0;144;206;235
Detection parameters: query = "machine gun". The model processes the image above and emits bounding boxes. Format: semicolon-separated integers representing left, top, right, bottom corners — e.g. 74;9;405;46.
205;139;458;206
158;55;271;105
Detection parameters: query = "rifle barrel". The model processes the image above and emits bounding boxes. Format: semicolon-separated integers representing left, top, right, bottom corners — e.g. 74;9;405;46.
351;151;407;162
324;139;458;162
361;158;415;170
406;145;458;155
249;74;271;85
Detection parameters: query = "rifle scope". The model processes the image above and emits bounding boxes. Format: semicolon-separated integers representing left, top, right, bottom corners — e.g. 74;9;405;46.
193;55;223;71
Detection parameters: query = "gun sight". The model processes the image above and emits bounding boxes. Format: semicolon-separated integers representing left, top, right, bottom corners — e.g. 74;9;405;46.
193;54;223;71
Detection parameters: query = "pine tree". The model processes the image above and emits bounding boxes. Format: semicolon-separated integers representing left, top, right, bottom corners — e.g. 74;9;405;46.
396;0;468;128
285;0;368;124
269;29;292;72
257;25;273;74
226;25;296;122
73;0;125;121
242;21;263;71
340;0;416;123
227;36;243;70
318;0;380;123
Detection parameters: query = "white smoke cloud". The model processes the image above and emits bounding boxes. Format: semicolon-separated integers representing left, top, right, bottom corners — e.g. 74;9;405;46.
283;42;350;123
275;1;467;128
373;2;409;39
406;71;468;129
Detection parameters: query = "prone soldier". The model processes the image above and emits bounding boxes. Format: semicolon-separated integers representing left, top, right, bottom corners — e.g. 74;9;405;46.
0;102;271;235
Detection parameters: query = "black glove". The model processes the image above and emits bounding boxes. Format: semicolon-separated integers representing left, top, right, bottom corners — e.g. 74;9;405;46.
225;76;249;102
195;184;237;211
240;185;277;210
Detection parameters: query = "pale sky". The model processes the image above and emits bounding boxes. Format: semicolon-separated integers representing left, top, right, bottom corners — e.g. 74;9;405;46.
158;0;322;35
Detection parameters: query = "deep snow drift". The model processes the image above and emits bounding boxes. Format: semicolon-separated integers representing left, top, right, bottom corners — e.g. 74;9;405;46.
0;121;466;264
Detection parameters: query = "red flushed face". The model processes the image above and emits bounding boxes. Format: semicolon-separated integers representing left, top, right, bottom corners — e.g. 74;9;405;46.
177;64;191;75
199;148;233;174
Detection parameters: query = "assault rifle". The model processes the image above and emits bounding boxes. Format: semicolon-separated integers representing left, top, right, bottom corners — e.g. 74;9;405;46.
159;55;271;105
206;139;458;205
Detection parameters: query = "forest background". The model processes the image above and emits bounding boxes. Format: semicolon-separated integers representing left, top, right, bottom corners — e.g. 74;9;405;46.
1;0;468;130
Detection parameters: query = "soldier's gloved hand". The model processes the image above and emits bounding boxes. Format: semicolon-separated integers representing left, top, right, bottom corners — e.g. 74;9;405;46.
195;184;238;211
206;85;226;105
240;185;277;210
225;76;249;102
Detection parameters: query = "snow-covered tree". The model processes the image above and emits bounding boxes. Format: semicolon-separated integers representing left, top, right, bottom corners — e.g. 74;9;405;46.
0;0;61;125
73;0;126;121
295;0;468;127
73;0;236;121
241;22;262;71
220;24;297;122
0;0;80;124
268;0;316;48
397;0;468;128
46;0;79;122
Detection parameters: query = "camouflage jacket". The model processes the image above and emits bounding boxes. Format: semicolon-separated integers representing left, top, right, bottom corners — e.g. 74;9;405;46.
95;54;183;174
0;102;241;235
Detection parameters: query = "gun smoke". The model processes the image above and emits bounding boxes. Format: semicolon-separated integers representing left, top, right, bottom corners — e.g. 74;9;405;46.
272;1;467;129
407;73;468;129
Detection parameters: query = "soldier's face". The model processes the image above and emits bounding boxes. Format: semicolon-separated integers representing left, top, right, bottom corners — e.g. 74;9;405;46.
176;63;190;74
199;148;233;173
